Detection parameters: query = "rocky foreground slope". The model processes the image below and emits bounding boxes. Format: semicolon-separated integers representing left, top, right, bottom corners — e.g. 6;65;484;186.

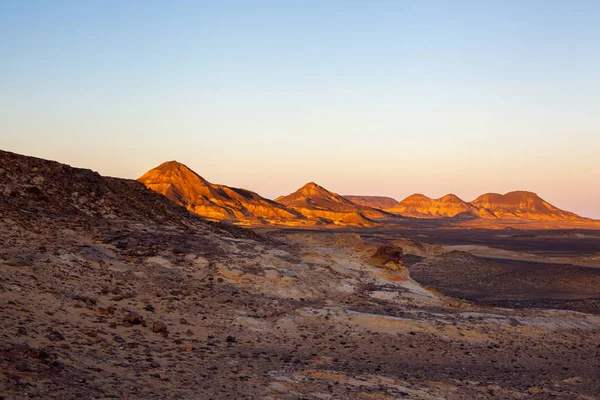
2;150;600;399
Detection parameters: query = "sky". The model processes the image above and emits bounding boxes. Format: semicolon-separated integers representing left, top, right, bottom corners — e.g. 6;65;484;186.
1;1;599;218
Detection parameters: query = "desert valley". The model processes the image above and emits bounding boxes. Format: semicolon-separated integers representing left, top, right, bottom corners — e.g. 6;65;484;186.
3;2;600;399
2;150;600;399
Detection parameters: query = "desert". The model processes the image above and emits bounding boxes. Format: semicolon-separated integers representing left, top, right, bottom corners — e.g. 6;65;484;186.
2;2;600;399
2;150;600;399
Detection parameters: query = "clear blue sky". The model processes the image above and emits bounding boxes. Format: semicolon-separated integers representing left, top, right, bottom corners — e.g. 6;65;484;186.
1;1;599;218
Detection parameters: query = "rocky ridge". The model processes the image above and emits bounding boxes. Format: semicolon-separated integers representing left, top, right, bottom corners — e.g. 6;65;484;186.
386;193;488;219
136;160;590;224
385;191;587;221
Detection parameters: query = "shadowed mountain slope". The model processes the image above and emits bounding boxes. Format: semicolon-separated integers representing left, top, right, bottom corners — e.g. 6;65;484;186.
138;161;305;225
343;195;398;210
0;150;259;248
276;182;392;226
470;191;587;221
1;151;209;227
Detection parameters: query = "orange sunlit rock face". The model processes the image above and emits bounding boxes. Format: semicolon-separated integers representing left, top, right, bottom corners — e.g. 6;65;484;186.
386;193;487;219
470;191;587;221
138;161;588;225
385;191;587;221
137;161;305;225
137;163;393;227
275;182;392;227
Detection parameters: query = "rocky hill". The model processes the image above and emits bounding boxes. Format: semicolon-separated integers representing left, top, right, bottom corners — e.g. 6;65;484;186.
470;191;587;221
138;161;305;225
276;182;391;226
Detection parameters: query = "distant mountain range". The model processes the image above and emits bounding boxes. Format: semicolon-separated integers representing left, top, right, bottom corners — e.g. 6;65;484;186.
384;191;586;221
385;193;488;219
138;161;590;226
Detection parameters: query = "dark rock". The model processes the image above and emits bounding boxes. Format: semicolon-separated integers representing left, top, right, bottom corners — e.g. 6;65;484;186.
123;312;144;325
509;318;522;326
45;330;65;341
370;245;404;267
27;348;51;360
152;321;168;336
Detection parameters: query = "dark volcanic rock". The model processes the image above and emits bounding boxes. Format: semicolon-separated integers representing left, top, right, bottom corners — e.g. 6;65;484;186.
123;312;145;325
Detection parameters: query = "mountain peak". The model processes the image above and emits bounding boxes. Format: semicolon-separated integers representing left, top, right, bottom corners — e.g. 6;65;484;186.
441;193;462;201
154;160;194;173
139;160;210;187
298;182;327;193
277;182;348;206
403;193;432;202
161;160;181;166
276;182;390;226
